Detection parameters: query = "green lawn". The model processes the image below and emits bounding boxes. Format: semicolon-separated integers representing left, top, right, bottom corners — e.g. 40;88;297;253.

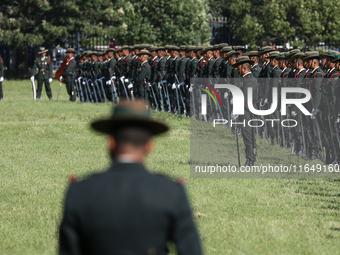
0;80;340;254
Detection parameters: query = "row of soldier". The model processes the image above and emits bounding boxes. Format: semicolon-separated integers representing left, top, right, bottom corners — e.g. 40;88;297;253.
70;44;340;165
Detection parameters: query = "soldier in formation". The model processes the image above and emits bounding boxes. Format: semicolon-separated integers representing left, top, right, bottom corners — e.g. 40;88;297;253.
70;44;340;166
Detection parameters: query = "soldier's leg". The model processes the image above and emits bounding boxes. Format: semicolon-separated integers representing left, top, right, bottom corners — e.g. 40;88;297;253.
241;111;256;163
36;79;43;99
44;78;52;99
0;82;3;99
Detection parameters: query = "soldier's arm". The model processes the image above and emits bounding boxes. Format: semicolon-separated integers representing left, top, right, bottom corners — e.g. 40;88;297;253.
59;185;81;255
31;59;37;76
0;58;4;77
314;73;323;109
49;57;53;78
171;187;203;255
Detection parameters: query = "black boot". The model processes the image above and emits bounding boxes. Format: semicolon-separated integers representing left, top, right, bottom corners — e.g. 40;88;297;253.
244;158;254;167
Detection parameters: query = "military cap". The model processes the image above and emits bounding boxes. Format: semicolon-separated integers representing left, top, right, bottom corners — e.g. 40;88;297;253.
86;51;92;57
205;46;214;52
96;52;105;56
148;46;158;52
320;50;329;58
186;46;196;52
231;56;254;68
226;50;240;58
194;46;204;52
267;51;280;59
132;44;141;50
65;48;76;54
91;99;169;136
171;46;180;51
303;51;320;61
38;47;49;54
139;44;149;50
331;53;340;63
219;43;229;48
221;46;233;53
275;52;286;60
234;45;246;51
179;45;187;51
289;52;305;63
286;49;301;59
106;48;115;52
248;51;259;57
163;45;172;50
137;49;152;57
120;45;131;51
156;46;165;52
326;51;338;59
90;51;97;56
212;44;221;50
260;46;274;54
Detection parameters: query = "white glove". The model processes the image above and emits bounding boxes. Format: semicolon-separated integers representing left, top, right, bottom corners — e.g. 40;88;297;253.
291;111;297;117
82;81;86;85
59;76;63;82
189;87;193;93
158;84;162;89
230;98;233;105
30;76;34;82
106;80;112;85
186;85;189;89
124;78;129;83
48;78;52;83
78;77;82;82
148;83;152;87
0;77;4;82
311;108;321;117
260;98;268;107
224;92;228;99
337;116;340;123
172;83;176;90
231;111;239;121
111;76;116;80
127;83;133;89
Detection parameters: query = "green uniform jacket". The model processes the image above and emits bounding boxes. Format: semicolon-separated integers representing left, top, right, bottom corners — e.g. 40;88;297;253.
157;57;166;82
212;57;222;78
178;56;188;83
242;72;258;112
310;67;325;110
205;57;215;78
63;58;76;83
268;65;282;103
0;57;4;77
31;56;53;80
59;162;203;255
135;61;151;85
251;63;260;78
189;57;198;79
150;56;159;84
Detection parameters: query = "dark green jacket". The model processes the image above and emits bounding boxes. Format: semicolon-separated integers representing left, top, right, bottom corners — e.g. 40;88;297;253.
242;72;258;112
59;162;202;255
178;56;188;83
212;57;222;78
31;56;53;80
157;57;166;82
63;58;76;83
251;64;260;78
135;61;151;85
0;57;4;78
205;57;215;78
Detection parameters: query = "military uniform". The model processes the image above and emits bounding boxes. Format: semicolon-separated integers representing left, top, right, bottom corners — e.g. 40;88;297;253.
62;49;77;101
31;48;53;99
59;100;202;255
0;56;4;100
135;51;151;99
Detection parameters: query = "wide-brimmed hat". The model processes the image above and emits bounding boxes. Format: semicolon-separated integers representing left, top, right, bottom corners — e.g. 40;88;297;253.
232;56;254;68
91;99;169;136
259;46;274;54
267;51;281;59
289;52;305;63
137;50;152;57
65;48;76;54
221;46;233;53
38;47;49;54
226;50;240;58
248;51;259;57
331;53;340;63
303;51;320;61
234;45;246;51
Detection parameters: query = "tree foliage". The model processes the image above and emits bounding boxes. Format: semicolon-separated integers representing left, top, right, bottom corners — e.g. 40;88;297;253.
210;0;340;49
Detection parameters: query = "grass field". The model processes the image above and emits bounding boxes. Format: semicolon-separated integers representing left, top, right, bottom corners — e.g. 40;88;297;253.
1;80;340;254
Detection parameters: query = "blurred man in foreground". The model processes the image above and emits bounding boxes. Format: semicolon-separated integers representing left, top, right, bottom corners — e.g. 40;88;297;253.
59;99;203;255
